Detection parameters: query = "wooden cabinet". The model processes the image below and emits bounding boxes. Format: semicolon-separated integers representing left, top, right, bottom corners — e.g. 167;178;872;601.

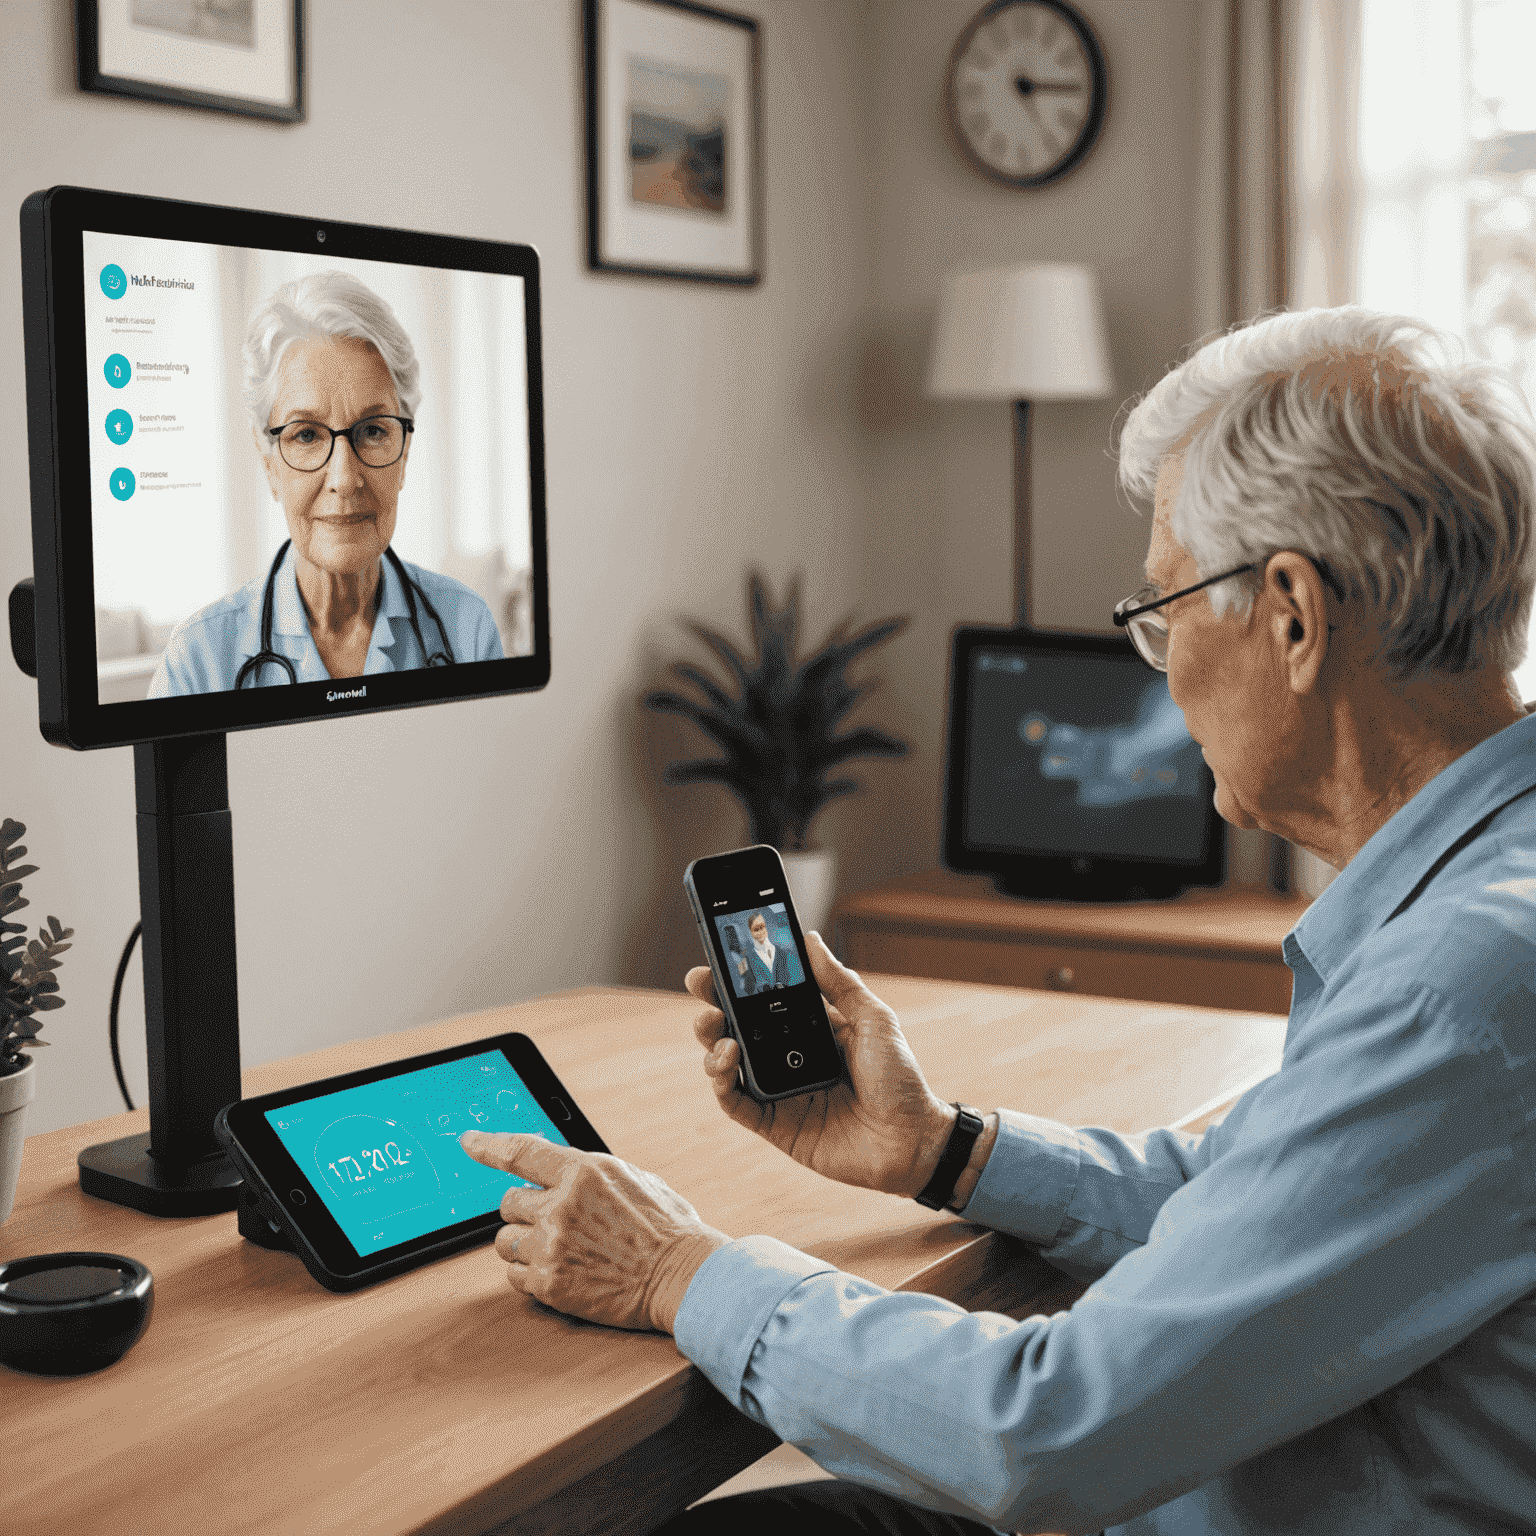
834;870;1311;1014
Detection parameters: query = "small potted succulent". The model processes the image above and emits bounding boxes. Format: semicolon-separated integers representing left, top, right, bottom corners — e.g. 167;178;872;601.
645;573;908;933
1;819;74;1225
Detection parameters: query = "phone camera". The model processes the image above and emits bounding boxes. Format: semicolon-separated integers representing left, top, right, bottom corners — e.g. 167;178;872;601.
316;229;327;243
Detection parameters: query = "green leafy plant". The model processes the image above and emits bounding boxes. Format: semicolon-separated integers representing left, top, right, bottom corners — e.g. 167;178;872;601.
1;820;73;1076
645;573;909;851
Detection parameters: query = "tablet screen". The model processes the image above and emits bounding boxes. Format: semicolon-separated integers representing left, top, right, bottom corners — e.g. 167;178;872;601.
263;1048;568;1257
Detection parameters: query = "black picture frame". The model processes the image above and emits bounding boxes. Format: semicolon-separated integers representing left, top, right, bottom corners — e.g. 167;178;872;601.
584;0;763;285
77;0;305;124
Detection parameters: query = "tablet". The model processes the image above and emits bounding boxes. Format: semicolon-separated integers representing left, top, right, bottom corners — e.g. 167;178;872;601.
214;1032;607;1291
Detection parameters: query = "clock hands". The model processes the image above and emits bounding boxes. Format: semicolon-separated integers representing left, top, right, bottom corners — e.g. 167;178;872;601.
1014;77;1083;96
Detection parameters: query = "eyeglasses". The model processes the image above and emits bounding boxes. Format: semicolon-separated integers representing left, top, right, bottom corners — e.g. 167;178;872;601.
267;414;414;473
1112;563;1258;671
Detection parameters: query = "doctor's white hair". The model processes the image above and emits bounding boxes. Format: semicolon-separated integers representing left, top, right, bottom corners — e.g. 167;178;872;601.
243;271;422;447
1116;307;1536;678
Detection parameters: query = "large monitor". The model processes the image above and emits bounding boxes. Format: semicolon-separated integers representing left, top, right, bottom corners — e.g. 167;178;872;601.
943;626;1224;901
15;186;549;1217
21;185;548;748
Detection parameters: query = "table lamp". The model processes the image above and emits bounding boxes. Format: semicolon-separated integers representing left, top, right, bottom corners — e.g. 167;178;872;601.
927;263;1113;625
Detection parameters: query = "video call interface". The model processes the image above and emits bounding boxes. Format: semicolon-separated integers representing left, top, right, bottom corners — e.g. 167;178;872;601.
264;1050;569;1257
713;903;807;1000
963;648;1209;862
81;230;536;699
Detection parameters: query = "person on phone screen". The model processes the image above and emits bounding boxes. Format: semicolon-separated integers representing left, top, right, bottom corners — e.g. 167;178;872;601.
745;911;803;991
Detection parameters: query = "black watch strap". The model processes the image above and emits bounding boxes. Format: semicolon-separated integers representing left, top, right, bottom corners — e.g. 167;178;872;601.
914;1103;985;1210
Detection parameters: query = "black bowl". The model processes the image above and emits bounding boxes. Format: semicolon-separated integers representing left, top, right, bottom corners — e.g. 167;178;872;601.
0;1251;154;1374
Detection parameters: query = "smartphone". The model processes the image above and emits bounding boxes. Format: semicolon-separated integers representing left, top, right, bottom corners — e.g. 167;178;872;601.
683;844;845;1102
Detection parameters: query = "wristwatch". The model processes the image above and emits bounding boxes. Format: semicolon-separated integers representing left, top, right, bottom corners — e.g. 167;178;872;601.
914;1102;985;1210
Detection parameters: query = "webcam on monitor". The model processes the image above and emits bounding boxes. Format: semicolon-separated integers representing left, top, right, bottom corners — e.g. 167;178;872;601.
12;186;550;1218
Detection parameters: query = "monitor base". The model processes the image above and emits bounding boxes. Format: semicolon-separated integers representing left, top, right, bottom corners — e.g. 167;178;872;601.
78;1131;241;1217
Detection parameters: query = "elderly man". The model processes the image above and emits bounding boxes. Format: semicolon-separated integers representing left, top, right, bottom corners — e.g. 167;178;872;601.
462;308;1536;1535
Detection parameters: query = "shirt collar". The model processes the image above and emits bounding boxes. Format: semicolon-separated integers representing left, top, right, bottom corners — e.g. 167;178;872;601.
1291;707;1536;981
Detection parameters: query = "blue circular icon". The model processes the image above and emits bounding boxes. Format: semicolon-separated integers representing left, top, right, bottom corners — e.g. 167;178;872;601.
104;353;131;389
109;468;136;502
105;409;133;445
100;264;127;300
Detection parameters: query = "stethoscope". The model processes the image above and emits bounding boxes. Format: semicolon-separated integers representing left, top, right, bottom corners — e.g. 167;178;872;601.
234;538;457;688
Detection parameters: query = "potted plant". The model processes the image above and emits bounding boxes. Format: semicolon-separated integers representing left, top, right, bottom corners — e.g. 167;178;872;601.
1;819;74;1225
645;573;908;933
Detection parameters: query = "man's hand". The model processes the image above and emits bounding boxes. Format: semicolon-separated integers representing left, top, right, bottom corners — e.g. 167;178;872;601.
458;1132;730;1333
685;931;959;1198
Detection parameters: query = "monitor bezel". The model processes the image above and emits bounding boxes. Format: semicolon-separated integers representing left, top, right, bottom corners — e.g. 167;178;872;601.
942;625;1226;900
21;184;550;749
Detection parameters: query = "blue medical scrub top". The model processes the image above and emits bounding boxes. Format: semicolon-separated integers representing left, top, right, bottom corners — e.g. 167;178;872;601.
147;544;504;697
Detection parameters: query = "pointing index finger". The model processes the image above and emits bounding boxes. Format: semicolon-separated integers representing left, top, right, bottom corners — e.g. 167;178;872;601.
459;1130;570;1187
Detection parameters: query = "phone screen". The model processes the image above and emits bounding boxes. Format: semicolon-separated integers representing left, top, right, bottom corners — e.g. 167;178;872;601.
263;1048;568;1256
688;847;843;1099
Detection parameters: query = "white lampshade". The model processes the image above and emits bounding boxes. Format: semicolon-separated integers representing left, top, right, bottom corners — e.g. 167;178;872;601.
926;262;1113;401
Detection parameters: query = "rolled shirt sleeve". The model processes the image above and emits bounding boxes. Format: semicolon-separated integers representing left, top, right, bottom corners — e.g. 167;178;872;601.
673;978;1536;1535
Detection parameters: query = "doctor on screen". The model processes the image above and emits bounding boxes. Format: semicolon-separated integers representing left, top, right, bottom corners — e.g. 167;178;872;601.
149;272;503;697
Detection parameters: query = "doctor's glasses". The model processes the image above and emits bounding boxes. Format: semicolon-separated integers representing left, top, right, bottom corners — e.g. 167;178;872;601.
266;414;415;473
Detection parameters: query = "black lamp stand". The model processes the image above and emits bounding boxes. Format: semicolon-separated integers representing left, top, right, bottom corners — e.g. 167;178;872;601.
77;733;243;1215
1012;399;1034;627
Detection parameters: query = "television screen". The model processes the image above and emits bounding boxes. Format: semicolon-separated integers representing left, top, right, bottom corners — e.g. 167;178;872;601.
943;627;1223;899
22;187;548;748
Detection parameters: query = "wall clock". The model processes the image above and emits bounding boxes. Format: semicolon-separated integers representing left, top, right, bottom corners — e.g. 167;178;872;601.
946;0;1108;188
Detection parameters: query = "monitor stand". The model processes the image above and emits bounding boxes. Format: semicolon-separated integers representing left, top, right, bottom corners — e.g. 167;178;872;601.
77;734;243;1215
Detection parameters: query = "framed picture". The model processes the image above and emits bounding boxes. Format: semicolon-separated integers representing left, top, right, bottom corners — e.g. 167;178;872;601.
77;0;305;123
584;0;762;285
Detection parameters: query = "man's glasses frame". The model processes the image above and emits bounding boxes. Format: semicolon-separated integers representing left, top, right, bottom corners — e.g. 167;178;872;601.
266;414;415;473
1113;563;1257;671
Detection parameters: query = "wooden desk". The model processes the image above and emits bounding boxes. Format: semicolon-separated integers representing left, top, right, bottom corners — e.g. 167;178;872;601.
1;979;1286;1536
836;870;1312;1014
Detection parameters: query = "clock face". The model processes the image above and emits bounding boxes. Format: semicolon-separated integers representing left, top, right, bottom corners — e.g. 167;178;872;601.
947;0;1107;188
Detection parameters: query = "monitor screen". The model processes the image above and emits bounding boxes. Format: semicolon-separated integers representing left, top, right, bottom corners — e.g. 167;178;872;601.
943;627;1223;899
22;187;549;748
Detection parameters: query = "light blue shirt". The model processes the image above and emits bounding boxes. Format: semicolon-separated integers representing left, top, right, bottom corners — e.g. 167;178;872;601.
676;709;1536;1536
147;544;503;696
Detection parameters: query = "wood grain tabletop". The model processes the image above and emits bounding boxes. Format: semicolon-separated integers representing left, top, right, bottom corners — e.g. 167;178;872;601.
0;976;1286;1536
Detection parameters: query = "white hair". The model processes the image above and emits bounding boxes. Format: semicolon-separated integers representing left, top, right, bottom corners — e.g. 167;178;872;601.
242;271;421;446
1116;306;1536;678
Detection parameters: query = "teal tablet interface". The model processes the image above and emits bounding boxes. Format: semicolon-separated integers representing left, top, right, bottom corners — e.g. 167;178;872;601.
264;1049;570;1256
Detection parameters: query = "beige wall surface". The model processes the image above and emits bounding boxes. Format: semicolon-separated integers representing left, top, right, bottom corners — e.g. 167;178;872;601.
2;0;1205;1138
1;0;880;1135
853;0;1204;887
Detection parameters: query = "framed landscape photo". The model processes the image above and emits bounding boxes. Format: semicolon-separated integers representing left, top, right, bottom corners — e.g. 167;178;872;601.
584;0;762;285
78;0;305;123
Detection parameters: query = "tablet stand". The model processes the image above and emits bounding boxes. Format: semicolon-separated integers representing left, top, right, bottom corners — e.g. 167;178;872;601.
77;733;244;1215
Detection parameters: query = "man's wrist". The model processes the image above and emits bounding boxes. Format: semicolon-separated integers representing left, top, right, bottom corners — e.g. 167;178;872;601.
644;1229;731;1334
947;1112;1000;1213
902;1100;960;1198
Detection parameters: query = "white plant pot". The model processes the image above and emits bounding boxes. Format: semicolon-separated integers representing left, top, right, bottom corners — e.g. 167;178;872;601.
0;1054;37;1227
780;848;837;940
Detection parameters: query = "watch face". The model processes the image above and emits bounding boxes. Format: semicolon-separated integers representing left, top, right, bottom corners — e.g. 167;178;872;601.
948;0;1107;187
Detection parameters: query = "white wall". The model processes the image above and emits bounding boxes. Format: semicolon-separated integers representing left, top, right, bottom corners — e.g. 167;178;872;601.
2;0;880;1134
